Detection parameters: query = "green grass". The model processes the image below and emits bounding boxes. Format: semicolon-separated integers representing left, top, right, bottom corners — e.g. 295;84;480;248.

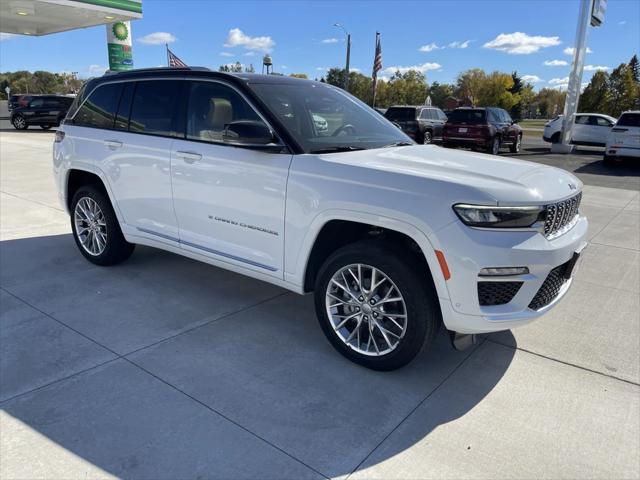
519;119;550;128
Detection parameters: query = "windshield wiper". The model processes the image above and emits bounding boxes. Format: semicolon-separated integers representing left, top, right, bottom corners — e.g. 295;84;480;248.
309;146;367;154
383;141;414;147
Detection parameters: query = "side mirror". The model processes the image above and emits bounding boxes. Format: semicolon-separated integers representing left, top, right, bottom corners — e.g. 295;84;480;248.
223;120;276;146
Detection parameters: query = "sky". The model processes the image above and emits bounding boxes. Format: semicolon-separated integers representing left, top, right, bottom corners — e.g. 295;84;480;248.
0;0;639;91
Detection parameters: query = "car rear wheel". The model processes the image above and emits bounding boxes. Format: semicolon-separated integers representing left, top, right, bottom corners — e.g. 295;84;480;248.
487;136;501;155
510;134;522;153
12;115;27;130
422;130;433;144
314;240;438;370
71;185;135;266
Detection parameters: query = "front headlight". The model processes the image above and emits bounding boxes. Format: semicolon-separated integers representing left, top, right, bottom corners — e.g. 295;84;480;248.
453;204;544;228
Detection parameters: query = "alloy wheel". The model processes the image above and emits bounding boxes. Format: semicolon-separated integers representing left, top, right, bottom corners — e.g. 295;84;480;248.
13;116;25;129
325;263;408;356
74;197;108;256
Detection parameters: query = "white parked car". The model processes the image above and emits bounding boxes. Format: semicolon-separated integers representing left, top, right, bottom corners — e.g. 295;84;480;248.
543;113;616;146
604;111;640;163
53;69;588;370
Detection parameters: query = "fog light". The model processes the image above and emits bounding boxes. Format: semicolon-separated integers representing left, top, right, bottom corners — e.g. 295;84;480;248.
479;267;529;277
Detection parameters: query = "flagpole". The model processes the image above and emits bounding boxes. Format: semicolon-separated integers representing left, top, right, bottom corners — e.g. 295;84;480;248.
372;32;379;108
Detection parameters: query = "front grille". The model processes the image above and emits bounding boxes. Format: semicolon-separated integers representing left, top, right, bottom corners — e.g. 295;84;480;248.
528;263;569;310
544;192;582;238
478;281;523;306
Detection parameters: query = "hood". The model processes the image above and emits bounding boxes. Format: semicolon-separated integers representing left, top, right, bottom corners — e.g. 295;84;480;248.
317;144;582;205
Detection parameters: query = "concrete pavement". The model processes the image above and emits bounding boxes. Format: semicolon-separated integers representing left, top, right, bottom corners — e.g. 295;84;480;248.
1;130;639;479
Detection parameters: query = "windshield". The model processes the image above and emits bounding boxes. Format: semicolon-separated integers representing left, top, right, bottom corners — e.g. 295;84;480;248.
249;82;411;153
447;109;487;124
385;107;417;121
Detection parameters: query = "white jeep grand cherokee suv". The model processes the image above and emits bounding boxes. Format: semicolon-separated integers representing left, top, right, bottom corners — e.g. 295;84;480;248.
53;68;588;370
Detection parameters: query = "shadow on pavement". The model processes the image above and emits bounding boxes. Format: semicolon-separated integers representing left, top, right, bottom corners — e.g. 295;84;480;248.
1;233;516;478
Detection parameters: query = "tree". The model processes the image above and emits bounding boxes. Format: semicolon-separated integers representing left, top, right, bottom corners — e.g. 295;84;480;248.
607;63;639;116
427;82;454;108
535;88;566;118
629;54;639;83
244;64;255;73
578;70;610;113
289;73;308;79
455;68;486;104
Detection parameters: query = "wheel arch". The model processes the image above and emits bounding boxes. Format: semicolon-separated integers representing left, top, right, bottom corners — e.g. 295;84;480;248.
298;214;449;304
65;168;124;224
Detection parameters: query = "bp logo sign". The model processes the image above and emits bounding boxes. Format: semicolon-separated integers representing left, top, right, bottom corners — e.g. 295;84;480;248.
112;22;129;41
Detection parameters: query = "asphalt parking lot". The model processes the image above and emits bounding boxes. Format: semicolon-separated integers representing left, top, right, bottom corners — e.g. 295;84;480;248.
1;129;639;479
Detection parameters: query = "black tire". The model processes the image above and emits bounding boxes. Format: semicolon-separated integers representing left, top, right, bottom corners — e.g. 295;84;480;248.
603;154;620;165
314;240;439;371
487;136;501;155
11;114;27;130
70;185;135;266
509;134;522;153
422;130;433;144
550;132;561;144
40;125;52;130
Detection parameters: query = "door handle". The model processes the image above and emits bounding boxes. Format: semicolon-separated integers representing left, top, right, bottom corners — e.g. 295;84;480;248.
175;151;202;163
104;139;123;148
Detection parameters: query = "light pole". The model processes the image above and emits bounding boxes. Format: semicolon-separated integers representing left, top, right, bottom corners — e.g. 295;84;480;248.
333;23;351;92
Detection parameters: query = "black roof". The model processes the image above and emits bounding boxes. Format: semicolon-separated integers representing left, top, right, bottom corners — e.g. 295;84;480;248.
95;67;313;87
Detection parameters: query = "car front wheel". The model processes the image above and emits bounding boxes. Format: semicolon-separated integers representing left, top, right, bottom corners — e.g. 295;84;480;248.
71;185;135;266
422;130;432;144
12;115;27;130
314;241;438;370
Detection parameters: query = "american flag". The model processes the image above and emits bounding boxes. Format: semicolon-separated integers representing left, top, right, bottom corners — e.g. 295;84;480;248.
371;32;382;106
167;45;187;68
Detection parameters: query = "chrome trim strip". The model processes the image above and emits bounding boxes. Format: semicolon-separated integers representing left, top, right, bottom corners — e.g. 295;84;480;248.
136;227;278;272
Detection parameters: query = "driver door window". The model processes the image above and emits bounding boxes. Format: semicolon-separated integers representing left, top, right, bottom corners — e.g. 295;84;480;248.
186;81;262;144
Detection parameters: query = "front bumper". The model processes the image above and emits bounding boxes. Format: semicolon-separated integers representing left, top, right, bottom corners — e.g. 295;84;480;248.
430;215;588;334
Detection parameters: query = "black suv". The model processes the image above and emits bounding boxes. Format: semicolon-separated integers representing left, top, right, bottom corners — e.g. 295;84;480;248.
384;105;447;144
10;95;75;130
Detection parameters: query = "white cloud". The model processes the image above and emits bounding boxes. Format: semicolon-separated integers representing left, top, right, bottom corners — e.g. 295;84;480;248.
316;66;328;71
419;42;443;52
618;20;627;25
544;59;568;66
522;74;543;83
0;33;17;42
483;32;561;54
321;38;339;44
563;46;593;55
138;32;176;45
224;28;274;52
220;51;234;57
351;67;361;73
244;51;256;57
553;84;569;91
448;40;471;49
382;62;442;75
281;65;288;69
88;64;107;76
583;65;610;72
548;77;570;85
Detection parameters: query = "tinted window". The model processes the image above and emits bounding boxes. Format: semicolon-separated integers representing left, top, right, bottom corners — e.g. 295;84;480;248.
74;83;123;129
43;97;61;108
591;116;612;127
419;109;430;120
29;98;45;108
114;82;134;131
617;113;640;127
436;109;447;120
501;110;513;123
129;80;182;136
575;115;590;125
385;107;417;121
448;109;487;124
186;81;262;143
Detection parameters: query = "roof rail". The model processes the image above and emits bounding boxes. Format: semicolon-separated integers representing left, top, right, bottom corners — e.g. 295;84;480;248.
103;66;211;76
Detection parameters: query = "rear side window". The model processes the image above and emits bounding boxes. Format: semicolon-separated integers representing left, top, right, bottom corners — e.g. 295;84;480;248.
385;107;417;121
436;109;447;120
617;113;640;127
129;80;182;137
575;115;590;125
114;82;134;131
448;109;486;124
74;83;123;129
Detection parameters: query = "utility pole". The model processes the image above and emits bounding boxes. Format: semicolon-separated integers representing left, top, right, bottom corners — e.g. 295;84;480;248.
334;23;351;92
552;0;607;153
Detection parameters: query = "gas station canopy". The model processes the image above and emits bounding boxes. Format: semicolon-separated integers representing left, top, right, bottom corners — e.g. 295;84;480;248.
0;0;141;36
